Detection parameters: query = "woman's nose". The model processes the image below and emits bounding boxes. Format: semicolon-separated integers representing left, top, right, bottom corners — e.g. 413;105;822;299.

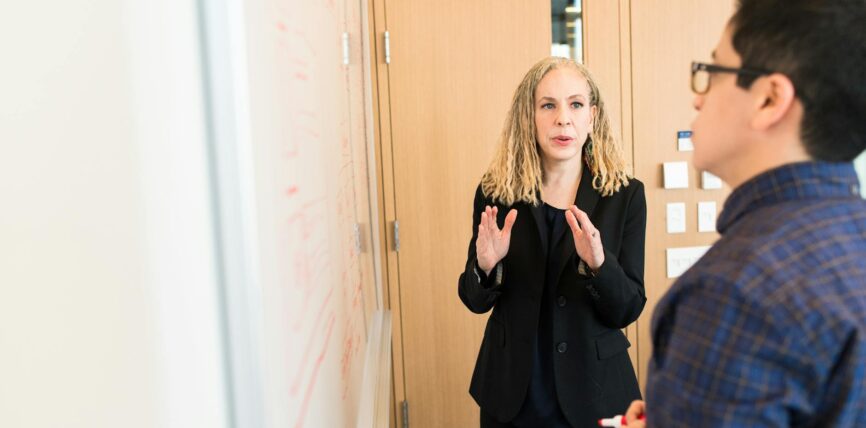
555;111;571;126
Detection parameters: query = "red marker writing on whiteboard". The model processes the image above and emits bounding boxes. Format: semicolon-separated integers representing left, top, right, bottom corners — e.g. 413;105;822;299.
598;414;645;427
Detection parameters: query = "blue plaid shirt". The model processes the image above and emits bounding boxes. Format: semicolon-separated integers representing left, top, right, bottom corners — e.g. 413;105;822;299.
646;161;866;427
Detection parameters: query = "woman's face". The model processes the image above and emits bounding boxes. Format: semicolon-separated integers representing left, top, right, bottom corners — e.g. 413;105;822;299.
533;67;596;167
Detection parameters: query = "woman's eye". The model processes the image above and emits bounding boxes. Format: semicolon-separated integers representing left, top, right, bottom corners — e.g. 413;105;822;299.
571;102;583;109
541;103;555;109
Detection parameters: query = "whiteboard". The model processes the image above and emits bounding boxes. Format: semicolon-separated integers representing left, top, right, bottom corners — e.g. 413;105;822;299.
199;0;384;426
0;0;228;426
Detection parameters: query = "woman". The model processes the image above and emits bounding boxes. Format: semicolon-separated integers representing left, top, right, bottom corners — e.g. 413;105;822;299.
458;56;647;427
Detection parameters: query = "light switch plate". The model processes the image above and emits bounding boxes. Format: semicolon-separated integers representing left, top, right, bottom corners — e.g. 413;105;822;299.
702;171;723;189
667;202;686;233
663;161;689;189
666;246;711;278
698;201;717;232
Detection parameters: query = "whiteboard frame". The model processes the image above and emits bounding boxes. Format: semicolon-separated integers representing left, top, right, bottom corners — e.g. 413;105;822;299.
196;0;266;426
358;0;386;313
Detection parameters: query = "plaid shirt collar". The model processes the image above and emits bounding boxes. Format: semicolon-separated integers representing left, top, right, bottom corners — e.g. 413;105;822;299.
717;161;862;234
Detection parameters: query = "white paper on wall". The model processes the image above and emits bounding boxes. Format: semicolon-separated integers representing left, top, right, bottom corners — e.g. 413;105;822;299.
667;202;686;233
663;161;689;189
666;246;711;278
698;201;717;232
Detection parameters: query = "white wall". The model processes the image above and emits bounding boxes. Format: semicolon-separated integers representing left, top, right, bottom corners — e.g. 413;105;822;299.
855;151;866;198
0;1;228;426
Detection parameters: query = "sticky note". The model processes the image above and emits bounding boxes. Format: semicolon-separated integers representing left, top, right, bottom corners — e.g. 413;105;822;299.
666;246;711;278
677;130;693;151
698;201;717;232
663;161;689;189
667;202;686;234
702;171;723;190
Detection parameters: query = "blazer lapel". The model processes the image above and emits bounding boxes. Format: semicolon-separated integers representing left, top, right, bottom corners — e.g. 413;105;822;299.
575;163;600;218
529;201;549;257
552;164;601;283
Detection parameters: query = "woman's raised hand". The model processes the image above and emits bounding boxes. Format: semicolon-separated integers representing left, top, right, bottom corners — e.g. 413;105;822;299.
475;206;518;275
565;205;605;271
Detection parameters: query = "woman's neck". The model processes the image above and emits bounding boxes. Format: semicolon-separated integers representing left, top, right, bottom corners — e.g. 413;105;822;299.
542;156;583;209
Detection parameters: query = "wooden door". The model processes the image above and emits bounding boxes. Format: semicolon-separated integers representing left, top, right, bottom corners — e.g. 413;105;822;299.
581;0;735;392
629;0;734;389
373;1;550;426
581;0;639;373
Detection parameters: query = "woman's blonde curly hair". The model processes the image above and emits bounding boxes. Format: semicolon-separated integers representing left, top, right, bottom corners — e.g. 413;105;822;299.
481;56;631;205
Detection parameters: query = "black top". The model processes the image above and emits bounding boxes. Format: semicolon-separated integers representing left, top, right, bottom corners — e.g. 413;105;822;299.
512;203;571;427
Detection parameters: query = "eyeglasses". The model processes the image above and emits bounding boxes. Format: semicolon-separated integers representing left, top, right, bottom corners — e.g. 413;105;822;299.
690;61;771;94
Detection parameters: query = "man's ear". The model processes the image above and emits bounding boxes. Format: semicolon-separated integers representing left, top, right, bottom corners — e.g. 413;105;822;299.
751;73;797;131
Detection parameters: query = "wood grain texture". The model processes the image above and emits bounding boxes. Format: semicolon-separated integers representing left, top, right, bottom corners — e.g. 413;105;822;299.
383;1;549;426
629;0;734;390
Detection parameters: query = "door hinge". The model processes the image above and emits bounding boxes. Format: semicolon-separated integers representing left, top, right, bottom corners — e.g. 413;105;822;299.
341;32;350;66
392;220;400;252
384;30;391;64
401;400;409;428
353;223;362;253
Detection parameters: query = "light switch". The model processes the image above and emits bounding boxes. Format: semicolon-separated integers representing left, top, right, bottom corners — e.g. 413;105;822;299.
667;202;686;233
702;171;723;189
666;246;711;278
663;161;689;189
698;201;717;232
677;130;693;151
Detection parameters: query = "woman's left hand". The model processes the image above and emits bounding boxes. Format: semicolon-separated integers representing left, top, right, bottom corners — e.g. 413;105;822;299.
565;205;604;270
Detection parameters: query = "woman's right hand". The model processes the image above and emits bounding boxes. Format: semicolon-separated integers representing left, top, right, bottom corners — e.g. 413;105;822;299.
476;206;518;275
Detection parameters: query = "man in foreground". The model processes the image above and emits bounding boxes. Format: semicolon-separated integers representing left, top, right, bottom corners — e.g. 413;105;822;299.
624;0;866;426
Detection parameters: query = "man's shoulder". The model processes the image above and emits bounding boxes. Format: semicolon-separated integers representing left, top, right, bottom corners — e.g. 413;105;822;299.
665;197;866;324
719;197;866;258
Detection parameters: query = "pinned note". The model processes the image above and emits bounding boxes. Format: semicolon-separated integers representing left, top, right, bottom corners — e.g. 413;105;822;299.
698;201;717;232
702;171;723;189
666;246;711;278
663;161;689;189
667;202;686;234
677;130;693;151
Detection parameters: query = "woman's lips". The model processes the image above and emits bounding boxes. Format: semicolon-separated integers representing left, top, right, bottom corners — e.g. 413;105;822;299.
553;136;573;146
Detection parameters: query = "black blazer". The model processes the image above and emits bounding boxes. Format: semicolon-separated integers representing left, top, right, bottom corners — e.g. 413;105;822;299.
458;170;647;427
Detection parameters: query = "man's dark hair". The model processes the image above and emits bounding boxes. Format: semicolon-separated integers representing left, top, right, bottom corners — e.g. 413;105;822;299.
730;0;866;161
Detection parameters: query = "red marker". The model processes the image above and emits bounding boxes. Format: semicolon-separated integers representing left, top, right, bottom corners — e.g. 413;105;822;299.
598;414;645;427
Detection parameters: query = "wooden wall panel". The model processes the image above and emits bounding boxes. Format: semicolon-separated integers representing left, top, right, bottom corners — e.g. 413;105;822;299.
378;1;550;426
629;0;734;389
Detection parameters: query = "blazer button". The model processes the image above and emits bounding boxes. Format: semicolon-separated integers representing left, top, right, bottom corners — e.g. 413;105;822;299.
556;342;568;353
557;296;567;307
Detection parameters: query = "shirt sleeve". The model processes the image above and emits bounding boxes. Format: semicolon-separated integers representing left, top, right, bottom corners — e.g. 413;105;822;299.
458;185;506;313
646;273;814;427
